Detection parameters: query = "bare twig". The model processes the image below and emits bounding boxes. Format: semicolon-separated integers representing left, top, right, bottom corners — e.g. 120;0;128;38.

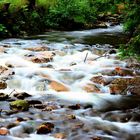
84;52;88;63
8;89;18;97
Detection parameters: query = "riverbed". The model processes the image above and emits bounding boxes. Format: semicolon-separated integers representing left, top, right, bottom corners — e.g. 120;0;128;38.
0;25;140;140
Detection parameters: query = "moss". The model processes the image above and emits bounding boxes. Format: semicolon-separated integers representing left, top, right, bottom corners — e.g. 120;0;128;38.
10;100;29;111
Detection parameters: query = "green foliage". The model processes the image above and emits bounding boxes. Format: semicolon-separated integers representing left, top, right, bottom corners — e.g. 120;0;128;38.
45;0;97;29
119;1;140;58
0;24;8;36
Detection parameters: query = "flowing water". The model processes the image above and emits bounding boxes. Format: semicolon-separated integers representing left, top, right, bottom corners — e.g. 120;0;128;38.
0;25;140;140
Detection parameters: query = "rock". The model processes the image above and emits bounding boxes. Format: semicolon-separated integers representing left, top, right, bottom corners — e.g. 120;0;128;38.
31;57;52;63
6;123;18;129
33;104;46;109
129;86;140;96
16;117;25;122
36;122;54;134
109;76;140;94
66;114;76;120
90;76;106;85
109;49;117;54
42;105;58;111
53;133;66;139
10;100;29;111
27;51;55;63
68;104;80;110
4;110;18;115
126;63;140;72
0;127;9;135
96;22;107;28
0;47;6;53
28;100;42;105
0;93;9;101
0;81;7;89
83;83;100;93
49;80;69;92
114;67;136;76
0;66;8;73
25;46;48;52
91;136;102;140
13;92;31;99
110;22;119;26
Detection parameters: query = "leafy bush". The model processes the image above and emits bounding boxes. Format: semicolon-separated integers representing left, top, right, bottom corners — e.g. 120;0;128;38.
0;24;8;36
45;0;97;29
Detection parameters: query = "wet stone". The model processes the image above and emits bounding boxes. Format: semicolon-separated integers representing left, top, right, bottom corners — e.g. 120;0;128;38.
0;81;7;89
25;46;48;52
83;83;100;93
33;104;46;109
13;92;31;99
68;104;81;110
10;100;29;111
6;123;18;129
36;122;54;134
53;133;66;139
0;93;9;101
49;80;69;92
0;127;9;136
109;76;140;94
28;100;42;105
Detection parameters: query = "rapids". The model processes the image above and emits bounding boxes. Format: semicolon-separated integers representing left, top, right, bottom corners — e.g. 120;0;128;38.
0;25;140;140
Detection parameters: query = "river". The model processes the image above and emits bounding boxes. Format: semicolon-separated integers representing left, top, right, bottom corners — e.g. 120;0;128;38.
0;25;140;140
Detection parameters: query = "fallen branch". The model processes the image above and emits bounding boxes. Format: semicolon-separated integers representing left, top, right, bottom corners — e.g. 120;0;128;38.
8;89;18;97
84;52;88;63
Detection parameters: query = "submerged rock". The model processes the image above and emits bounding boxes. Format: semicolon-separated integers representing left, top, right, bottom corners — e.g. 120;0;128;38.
10;100;29;111
53;133;66;139
36;122;54;134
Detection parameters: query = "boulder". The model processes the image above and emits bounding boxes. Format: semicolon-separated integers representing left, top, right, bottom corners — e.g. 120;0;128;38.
13;92;31;99
83;83;100;93
96;22;108;28
90;76;116;86
49;80;69;92
0;93;9;101
36;122;54;134
28;51;55;63
114;67;138;76
109;76;140;94
129;86;140;96
10;100;29;111
25;46;48;52
0;127;9;135
68;104;81;110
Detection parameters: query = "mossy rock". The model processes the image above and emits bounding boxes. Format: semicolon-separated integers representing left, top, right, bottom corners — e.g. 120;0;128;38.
10;100;29;111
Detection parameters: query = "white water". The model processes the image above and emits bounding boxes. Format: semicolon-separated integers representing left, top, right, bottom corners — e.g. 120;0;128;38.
0;26;139;140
